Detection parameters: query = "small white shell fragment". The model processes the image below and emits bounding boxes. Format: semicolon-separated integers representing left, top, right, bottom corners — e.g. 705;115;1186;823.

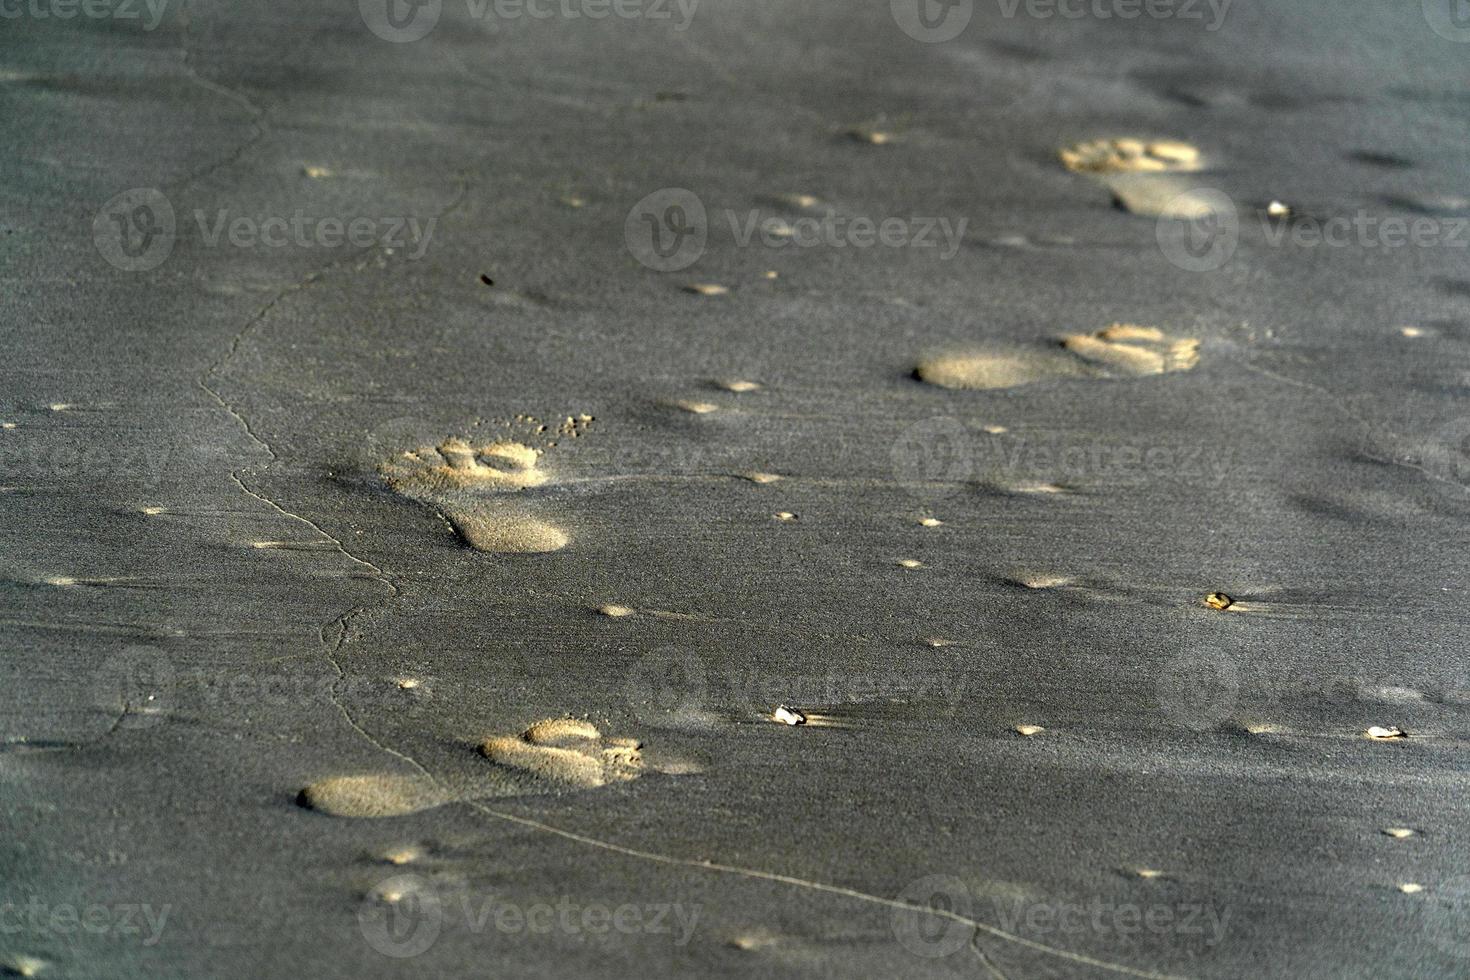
1366;726;1407;740
772;706;806;726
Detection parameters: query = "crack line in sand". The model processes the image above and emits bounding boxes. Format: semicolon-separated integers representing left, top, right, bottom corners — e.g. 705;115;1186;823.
458;800;1185;979
168;0;270;193
212;463;413;766
195;182;471;762
1240;357;1470;495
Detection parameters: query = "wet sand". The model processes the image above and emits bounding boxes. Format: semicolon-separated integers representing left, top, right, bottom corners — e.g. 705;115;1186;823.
2;1;1470;977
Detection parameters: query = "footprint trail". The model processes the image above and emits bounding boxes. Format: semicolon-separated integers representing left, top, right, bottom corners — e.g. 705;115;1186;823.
300;719;682;818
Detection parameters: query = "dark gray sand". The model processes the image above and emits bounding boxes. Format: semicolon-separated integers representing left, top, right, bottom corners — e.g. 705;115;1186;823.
4;0;1470;976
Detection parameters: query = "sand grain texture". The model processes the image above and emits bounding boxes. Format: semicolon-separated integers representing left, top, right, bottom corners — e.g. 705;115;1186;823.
5;3;1469;979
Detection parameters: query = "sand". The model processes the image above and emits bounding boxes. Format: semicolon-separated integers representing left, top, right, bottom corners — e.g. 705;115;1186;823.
5;1;1469;979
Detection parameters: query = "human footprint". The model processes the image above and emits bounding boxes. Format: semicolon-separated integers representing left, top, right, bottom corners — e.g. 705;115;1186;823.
378;437;567;553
